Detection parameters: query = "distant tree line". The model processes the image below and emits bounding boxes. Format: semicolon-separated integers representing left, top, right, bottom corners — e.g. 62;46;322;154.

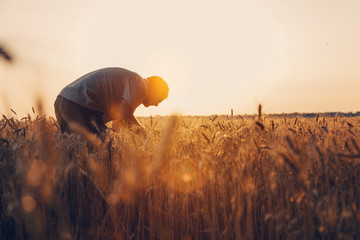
266;112;360;118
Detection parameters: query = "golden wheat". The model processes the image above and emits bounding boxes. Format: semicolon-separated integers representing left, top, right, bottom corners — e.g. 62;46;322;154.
0;112;360;239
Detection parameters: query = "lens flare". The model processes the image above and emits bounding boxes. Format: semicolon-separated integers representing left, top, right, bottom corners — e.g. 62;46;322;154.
161;160;203;193
21;195;36;212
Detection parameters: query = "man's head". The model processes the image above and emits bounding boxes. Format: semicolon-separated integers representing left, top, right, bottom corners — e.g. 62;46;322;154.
144;76;169;107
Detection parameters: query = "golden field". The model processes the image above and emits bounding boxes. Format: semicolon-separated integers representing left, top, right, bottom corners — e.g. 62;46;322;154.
1;110;360;239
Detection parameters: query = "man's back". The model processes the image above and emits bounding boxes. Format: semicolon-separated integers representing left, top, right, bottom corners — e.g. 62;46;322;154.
59;67;146;120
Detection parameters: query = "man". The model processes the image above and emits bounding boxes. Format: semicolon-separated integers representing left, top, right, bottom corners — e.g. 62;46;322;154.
54;67;169;136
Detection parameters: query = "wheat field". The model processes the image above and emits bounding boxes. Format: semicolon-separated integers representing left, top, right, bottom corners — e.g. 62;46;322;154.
1;109;360;239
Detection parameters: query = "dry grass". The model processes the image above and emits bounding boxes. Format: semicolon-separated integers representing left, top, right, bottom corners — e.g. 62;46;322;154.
1;111;360;239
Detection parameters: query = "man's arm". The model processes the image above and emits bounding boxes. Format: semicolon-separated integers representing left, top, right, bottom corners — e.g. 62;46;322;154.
127;114;144;128
112;99;143;132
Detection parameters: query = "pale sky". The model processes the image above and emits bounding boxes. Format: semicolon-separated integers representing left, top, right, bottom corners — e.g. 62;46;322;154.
0;0;359;117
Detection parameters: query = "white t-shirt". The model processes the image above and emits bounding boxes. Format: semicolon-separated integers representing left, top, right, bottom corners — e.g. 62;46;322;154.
59;67;147;121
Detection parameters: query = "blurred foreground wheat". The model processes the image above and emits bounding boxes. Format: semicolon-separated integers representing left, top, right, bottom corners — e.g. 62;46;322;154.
1;112;360;239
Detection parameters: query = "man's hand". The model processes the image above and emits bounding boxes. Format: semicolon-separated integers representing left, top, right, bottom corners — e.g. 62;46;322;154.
112;118;146;137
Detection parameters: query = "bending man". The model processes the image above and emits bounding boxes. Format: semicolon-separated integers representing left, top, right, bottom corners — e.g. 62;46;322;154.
54;67;169;136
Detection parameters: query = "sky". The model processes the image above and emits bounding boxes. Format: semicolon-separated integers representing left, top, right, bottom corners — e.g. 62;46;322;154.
0;0;359;117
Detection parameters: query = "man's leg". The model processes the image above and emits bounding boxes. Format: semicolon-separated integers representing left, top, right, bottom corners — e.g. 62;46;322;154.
54;96;106;136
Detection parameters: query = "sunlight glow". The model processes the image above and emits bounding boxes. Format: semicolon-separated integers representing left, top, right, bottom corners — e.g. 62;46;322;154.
0;0;360;116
